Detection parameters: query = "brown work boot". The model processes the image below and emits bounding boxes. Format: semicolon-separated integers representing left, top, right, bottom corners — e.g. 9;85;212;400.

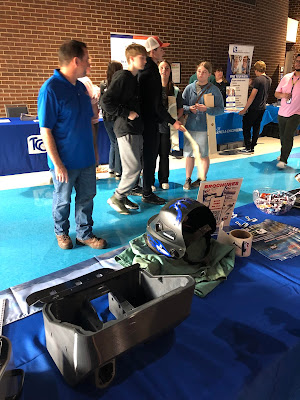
76;235;107;249
56;234;73;250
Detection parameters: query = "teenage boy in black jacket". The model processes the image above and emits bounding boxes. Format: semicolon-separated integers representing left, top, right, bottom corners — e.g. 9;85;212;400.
101;44;147;215
137;36;184;205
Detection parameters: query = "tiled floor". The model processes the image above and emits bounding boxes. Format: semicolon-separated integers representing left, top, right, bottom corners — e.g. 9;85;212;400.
1;135;299;291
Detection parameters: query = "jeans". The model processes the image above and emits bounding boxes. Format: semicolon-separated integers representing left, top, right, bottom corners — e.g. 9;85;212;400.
50;165;96;240
242;109;265;150
278;114;300;164
104;120;122;175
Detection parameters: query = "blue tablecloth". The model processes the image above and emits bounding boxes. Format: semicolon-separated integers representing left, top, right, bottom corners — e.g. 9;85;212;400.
214;105;280;145
2;203;300;400
0;107;285;175
0;118;48;176
0;118;110;176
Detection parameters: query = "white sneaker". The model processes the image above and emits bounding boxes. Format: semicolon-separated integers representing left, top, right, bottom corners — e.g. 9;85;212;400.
151;185;156;192
295;173;300;183
276;161;287;169
276;156;280;161
161;183;169;190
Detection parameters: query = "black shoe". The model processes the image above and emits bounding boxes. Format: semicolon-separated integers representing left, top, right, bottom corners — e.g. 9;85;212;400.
130;185;143;196
183;178;192;191
124;197;139;210
239;148;252;154
142;193;166;205
191;178;201;188
170;149;183;158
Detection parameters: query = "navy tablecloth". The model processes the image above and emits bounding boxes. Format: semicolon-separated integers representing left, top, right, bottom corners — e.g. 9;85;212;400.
0;108;283;175
215;105;280;145
0;118;48;176
2;203;300;400
0;118;110;176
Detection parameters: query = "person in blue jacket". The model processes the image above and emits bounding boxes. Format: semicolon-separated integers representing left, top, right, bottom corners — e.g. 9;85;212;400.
182;61;224;190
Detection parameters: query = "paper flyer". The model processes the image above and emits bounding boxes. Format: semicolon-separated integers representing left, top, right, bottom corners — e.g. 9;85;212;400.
197;178;243;228
245;219;300;261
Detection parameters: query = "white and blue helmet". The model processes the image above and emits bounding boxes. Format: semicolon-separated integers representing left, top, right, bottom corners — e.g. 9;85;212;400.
146;198;216;259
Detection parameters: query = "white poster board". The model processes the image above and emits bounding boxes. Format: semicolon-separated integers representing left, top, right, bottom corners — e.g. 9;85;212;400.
197;178;243;228
110;33;148;69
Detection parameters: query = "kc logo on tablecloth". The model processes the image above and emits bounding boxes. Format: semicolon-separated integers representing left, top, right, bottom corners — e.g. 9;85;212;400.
27;135;46;154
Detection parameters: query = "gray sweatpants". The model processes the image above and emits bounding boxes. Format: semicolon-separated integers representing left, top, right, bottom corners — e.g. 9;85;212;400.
114;134;143;200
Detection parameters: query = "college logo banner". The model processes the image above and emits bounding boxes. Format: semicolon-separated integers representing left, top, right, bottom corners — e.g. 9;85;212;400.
110;33;149;69
226;44;254;107
27;135;46;154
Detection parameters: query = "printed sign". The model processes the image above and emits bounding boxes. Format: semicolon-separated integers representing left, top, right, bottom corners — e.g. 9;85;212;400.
197;178;243;228
171;62;181;84
226;44;254;107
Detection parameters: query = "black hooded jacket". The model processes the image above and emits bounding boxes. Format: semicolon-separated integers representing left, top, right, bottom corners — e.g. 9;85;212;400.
138;57;176;126
100;70;143;137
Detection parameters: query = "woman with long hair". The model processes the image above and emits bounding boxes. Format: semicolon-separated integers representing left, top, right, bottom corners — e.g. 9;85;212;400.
99;61;123;179
213;66;229;106
156;60;183;190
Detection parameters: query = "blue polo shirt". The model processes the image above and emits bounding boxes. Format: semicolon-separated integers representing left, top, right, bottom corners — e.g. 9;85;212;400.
38;69;95;170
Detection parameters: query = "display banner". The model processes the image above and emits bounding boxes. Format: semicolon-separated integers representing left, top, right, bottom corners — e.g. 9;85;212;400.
226;44;254;107
110;33;149;69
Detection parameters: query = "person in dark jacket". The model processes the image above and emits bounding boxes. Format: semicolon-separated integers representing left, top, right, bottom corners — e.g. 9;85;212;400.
99;61;123;179
101;44;147;215
136;36;184;205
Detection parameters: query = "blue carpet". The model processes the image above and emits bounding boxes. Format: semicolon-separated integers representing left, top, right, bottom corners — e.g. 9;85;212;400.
0;147;299;291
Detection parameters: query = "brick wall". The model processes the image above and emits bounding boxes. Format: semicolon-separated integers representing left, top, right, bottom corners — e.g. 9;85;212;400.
288;0;300;57
0;0;289;117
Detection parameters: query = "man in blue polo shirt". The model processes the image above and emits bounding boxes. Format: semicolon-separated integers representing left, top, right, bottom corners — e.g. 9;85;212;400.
38;39;107;250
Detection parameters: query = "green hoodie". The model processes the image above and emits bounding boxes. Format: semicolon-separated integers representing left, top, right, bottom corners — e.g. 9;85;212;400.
115;234;235;297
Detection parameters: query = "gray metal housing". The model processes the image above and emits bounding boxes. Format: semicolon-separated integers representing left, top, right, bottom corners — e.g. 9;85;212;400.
42;264;195;387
